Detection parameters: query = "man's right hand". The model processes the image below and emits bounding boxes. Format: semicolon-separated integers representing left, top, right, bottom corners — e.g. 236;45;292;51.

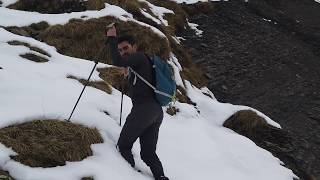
120;67;129;77
106;26;117;37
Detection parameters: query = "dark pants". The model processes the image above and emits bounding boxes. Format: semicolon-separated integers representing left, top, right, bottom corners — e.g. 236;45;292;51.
117;102;165;178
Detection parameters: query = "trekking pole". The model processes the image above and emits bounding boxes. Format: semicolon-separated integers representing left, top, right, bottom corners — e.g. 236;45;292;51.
119;89;124;126
119;77;125;126
67;61;98;121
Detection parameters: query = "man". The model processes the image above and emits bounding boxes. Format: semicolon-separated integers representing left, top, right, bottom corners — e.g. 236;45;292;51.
106;25;169;180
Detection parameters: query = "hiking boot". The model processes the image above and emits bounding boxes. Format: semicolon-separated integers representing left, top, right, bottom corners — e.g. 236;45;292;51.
156;176;169;180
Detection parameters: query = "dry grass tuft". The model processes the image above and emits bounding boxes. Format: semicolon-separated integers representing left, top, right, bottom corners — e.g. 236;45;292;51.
8;40;51;57
8;0;86;13
5;21;50;39
85;0;107;10
97;67;125;91
176;86;196;105
40;17;113;61
166;106;179;116
67;74;112;94
0;120;103;167
0;170;13;180
223;110;269;137
180;66;208;88
20;53;49;63
39;17;170;62
81;177;94;180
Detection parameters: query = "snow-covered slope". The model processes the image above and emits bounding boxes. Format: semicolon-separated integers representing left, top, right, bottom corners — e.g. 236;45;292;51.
0;1;296;180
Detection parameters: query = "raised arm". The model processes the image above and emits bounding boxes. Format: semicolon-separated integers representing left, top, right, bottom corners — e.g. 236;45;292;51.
106;26;144;69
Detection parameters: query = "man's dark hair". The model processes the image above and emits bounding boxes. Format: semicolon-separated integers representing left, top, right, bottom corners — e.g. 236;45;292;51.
118;35;136;45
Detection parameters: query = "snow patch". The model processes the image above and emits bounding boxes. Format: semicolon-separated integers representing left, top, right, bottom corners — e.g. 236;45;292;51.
171;0;219;4
138;0;174;26
187;21;203;37
0;4;130;27
0;0;18;7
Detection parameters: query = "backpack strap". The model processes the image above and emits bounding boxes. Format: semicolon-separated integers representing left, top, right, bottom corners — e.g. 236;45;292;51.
128;67;173;98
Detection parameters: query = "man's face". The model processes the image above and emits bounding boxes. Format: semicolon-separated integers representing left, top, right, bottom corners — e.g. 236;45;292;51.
118;41;137;58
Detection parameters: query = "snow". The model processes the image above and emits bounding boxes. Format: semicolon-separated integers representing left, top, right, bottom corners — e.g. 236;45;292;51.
140;9;163;25
0;0;18;7
0;4;130;27
0;1;297;180
0;144;16;168
168;53;185;88
138;0;174;26
187;20;203;37
0;3;167;38
170;0;220;4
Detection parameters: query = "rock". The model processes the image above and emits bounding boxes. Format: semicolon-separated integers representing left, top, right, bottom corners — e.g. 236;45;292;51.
222;85;228;90
201;43;209;48
204;72;212;79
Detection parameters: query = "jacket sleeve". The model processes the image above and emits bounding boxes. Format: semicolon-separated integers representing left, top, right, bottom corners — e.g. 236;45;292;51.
107;36;144;69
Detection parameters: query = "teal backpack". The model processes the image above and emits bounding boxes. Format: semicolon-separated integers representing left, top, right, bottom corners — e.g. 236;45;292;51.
129;55;176;106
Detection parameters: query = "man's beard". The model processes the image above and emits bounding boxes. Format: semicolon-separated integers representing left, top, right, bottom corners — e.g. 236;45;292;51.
122;53;130;58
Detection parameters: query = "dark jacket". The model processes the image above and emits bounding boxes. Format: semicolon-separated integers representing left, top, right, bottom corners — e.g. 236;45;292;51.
108;37;157;105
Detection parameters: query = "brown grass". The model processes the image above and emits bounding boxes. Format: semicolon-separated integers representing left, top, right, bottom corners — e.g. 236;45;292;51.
180;66;208;88
8;40;50;63
85;0;107;10
223;110;269;137
176;86;196;105
166;106;179;116
7;40;51;57
97;67;126;92
0;170;13;180
81;177;94;180
67;74;112;94
19;53;49;63
0;120;103;167
39;17;170;61
7;0;86;13
7;0;150;13
40;17;112;62
5;21;50;39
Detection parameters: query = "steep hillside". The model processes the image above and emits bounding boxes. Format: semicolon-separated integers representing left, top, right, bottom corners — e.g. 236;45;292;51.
180;0;320;179
0;0;301;180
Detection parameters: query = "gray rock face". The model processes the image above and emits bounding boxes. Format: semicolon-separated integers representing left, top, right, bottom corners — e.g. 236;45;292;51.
180;1;320;179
